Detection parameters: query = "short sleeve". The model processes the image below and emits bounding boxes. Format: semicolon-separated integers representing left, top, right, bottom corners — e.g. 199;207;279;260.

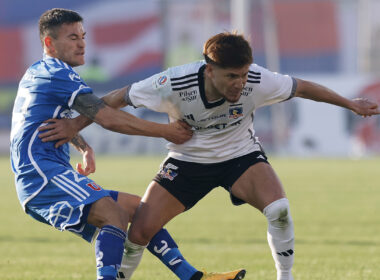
252;64;296;108
52;68;93;108
128;71;172;112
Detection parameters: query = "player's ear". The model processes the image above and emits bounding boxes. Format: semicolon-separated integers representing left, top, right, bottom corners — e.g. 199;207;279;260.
44;36;55;54
205;64;212;77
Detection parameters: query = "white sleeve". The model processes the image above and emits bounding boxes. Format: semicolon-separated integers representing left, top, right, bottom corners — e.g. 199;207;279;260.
127;71;172;113
253;65;296;108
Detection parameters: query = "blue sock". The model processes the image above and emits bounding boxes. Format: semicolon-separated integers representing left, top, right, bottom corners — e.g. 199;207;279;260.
147;228;198;280
95;225;126;280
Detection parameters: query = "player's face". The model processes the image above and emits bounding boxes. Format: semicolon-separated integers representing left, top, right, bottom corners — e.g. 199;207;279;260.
207;64;250;103
49;22;86;67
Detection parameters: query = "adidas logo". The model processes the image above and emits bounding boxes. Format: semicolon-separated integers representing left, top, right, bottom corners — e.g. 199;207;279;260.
277;249;294;257
257;155;265;160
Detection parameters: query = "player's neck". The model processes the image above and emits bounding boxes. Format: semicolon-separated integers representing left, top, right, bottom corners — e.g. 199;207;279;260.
204;74;223;102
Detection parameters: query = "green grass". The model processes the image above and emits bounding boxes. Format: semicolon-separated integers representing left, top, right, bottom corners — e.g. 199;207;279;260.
1;156;380;279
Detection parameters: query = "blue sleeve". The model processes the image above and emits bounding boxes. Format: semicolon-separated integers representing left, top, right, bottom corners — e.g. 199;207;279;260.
51;68;93;108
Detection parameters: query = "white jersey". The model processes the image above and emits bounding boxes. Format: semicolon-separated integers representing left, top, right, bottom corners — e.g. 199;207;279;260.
127;61;296;163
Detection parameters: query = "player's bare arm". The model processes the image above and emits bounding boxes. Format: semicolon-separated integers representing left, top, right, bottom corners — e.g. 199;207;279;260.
39;86;130;143
70;133;96;176
39;92;193;145
70;132;91;153
101;85;130;109
294;78;380;117
75;96;193;143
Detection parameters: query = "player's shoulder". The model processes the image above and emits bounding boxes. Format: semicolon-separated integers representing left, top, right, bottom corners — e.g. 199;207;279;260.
244;63;266;86
167;60;204;80
247;63;291;85
164;61;204;92
248;63;269;75
41;56;81;82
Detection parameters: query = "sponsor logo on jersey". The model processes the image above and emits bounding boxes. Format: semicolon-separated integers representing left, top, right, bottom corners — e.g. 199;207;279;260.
199;114;227;122
241;87;253;96
160;163;178;181
69;72;81;82
60;109;73;119
229;106;243;119
158;75;168;85
152;74;169;90
179;90;197;102
192;119;242;131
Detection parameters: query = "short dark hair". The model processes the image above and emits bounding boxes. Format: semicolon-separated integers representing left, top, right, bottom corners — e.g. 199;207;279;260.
203;31;253;68
39;8;83;44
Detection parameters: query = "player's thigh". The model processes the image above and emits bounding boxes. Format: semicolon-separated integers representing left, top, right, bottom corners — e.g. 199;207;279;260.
87;196;129;230
230;162;286;211
128;181;185;244
116;192;141;223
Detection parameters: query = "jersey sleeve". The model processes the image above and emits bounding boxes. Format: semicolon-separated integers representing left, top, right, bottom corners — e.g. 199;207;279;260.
51;68;93;108
127;71;172;113
252;64;296;108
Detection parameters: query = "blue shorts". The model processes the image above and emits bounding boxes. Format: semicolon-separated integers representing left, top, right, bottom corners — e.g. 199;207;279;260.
25;169;118;243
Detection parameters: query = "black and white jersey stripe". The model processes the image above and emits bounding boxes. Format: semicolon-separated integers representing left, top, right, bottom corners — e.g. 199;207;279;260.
171;73;198;91
247;70;261;84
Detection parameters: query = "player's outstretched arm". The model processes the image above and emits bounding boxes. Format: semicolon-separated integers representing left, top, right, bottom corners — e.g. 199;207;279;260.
39;86;132;145
40;93;193;146
294;78;380;117
72;94;193;143
100;85;130;109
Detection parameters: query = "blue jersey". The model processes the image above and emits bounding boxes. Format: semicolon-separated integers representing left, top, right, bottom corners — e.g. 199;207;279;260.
10;55;92;210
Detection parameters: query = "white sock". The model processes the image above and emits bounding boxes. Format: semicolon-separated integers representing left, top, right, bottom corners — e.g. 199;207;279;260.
117;238;147;280
263;198;294;280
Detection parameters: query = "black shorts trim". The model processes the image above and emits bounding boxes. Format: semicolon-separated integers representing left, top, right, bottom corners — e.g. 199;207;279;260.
153;151;269;210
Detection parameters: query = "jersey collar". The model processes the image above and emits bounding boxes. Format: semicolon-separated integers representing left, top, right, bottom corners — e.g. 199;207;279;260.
198;64;226;109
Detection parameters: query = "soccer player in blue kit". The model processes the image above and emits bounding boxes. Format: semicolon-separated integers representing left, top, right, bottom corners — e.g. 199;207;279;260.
10;8;245;280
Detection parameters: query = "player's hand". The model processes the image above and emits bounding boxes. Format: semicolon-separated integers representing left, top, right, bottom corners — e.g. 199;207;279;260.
76;147;96;176
38;118;79;148
351;98;380;117
164;120;193;144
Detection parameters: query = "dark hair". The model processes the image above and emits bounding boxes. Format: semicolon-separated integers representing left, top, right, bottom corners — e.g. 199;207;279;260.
203;31;253;68
39;8;83;44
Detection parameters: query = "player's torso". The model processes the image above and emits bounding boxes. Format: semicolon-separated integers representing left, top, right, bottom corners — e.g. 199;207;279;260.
11;59;76;150
165;62;262;162
10;57;90;204
130;61;293;163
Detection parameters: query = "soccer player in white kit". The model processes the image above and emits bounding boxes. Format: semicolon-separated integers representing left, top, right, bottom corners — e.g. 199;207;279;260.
42;32;380;280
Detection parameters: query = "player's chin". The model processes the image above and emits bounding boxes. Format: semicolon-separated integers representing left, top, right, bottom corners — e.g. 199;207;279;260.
226;95;241;103
73;56;85;67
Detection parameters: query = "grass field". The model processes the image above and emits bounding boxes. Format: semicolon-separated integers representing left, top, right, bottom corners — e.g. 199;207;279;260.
1;155;380;280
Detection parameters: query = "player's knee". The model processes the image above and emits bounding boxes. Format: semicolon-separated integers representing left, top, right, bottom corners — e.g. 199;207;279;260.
263;198;292;229
128;222;157;245
102;205;129;231
88;197;129;230
115;207;129;230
